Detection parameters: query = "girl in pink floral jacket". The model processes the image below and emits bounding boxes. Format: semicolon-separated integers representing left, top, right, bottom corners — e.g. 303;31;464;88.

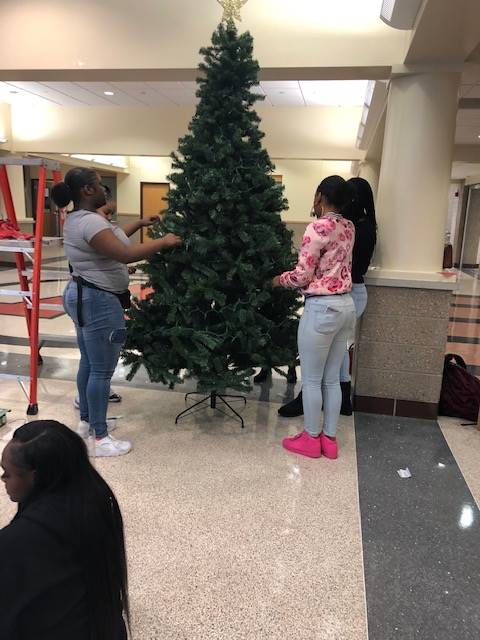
272;176;356;460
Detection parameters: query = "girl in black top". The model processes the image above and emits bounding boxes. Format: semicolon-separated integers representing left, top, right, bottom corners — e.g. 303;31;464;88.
338;177;377;413
278;177;377;417
0;420;129;640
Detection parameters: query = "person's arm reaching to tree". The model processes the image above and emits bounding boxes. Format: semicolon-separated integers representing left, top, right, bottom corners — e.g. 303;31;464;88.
89;229;182;264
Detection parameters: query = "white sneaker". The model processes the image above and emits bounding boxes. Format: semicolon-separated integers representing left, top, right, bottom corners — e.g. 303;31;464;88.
76;418;119;439
93;435;132;458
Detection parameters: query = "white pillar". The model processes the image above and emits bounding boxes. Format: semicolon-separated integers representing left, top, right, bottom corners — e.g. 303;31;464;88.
376;73;460;272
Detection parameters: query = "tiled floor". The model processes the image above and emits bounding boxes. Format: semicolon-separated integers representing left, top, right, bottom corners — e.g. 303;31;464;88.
447;272;480;376
1;380;479;639
0;379;367;640
1;258;480;639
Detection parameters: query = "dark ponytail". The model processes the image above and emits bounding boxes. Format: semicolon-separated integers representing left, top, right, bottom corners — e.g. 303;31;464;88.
51;167;98;209
316;175;354;212
342;177;377;227
11;420;130;639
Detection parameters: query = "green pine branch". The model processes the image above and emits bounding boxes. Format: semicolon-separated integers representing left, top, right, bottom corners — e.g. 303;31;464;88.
124;22;301;392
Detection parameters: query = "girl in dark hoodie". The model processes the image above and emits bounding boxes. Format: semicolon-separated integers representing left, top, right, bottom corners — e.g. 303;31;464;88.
0;420;130;640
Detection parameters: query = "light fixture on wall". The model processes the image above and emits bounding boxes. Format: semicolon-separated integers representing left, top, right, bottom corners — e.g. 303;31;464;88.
104;91;114;96
380;0;423;29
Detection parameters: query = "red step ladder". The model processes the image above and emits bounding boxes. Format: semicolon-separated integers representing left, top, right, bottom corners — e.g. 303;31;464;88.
0;157;63;414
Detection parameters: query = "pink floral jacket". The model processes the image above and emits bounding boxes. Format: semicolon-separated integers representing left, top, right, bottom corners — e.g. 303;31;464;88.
279;214;355;296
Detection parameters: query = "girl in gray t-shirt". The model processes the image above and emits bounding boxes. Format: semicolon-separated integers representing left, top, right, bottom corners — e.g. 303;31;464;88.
52;167;182;458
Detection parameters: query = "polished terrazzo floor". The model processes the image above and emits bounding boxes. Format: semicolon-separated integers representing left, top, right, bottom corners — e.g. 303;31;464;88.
1;378;480;639
1;254;480;639
0;379;367;640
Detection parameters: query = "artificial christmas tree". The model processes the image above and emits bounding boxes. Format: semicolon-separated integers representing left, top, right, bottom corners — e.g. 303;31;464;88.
123;19;301;395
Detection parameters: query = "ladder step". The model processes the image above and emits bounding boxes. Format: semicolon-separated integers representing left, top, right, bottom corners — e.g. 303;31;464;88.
42;237;64;246
0;373;30;382
38;303;64;311
21;268;70;279
0;237;63;252
0;292;63;309
39;333;77;346
0;291;63;308
0;288;31;298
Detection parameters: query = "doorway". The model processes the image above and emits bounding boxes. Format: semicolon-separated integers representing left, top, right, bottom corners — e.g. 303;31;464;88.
140;182;170;243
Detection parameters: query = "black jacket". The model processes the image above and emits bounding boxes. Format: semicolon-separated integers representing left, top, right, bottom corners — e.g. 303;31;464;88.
0;492;126;640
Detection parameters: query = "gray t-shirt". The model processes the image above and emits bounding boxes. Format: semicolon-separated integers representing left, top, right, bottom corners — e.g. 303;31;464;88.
63;210;130;293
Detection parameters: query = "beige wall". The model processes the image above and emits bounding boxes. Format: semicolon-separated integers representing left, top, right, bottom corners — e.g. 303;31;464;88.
116;156;352;222
0;153;353;227
274;159;352;221
117;157;172;215
11;103;364;161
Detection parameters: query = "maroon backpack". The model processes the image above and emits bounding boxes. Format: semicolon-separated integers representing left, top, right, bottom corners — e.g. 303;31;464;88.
439;353;480;422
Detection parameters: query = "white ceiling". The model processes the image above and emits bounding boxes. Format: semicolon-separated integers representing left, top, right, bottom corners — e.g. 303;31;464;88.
0;80;369;108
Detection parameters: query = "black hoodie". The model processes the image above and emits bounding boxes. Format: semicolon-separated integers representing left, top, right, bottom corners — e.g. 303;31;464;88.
0;491;126;640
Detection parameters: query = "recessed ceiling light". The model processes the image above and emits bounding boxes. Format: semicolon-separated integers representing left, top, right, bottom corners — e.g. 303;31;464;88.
104;91;114;96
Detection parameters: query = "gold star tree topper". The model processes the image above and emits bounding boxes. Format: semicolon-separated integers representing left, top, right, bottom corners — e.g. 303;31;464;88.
217;0;250;23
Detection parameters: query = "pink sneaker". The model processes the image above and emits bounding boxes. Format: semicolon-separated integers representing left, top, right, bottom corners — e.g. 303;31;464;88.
282;431;321;458
320;433;338;459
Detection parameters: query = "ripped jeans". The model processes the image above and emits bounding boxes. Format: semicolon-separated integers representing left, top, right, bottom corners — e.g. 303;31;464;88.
63;281;126;438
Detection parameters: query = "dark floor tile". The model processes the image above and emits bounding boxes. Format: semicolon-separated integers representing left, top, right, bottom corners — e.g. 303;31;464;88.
447;336;480;344
449;316;480;324
355;413;480;640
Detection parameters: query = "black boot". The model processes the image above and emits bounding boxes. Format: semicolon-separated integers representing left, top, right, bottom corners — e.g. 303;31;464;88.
340;381;353;416
253;367;270;384
286;365;297;384
278;390;303;417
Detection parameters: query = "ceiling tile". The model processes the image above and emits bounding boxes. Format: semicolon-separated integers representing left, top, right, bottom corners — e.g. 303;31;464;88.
2;81;70;106
261;81;300;91
264;89;305;107
41;82;106;105
300;80;368;106
75;82;130;106
110;82;172;106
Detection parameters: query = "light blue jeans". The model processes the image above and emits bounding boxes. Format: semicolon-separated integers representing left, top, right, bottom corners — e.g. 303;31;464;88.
340;283;368;383
299;294;356;438
63;281;126;438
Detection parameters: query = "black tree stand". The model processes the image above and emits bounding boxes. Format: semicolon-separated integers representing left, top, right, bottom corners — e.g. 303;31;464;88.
175;390;246;428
